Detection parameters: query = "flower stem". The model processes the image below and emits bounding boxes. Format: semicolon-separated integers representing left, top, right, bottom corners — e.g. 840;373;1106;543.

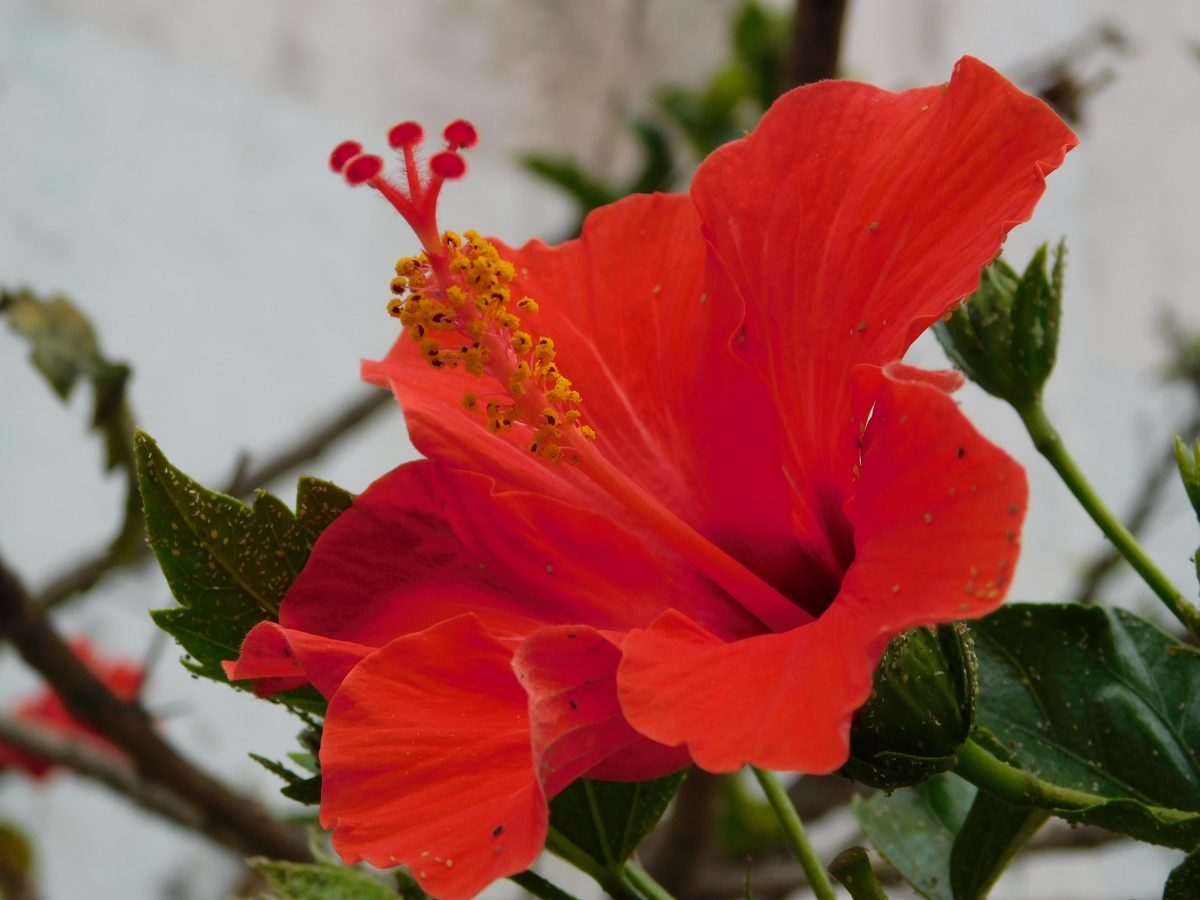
624;861;676;900
827;847;891;900
1015;400;1200;638
509;870;582;900
751;767;837;900
545;828;638;900
952;738;1102;810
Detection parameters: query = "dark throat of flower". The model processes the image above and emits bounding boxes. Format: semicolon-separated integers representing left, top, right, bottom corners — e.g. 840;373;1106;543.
331;121;813;635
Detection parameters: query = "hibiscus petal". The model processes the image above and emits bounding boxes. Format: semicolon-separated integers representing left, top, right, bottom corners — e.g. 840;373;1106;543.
223;621;376;699
692;55;1075;573
514;625;689;797
279;460;546;647
618;365;1026;772
321;614;545;900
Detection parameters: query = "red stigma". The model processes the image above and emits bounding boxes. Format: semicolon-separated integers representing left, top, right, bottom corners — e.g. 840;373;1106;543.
344;154;384;185
430;152;467;179
330;140;363;173
443;120;478;150
388;122;425;149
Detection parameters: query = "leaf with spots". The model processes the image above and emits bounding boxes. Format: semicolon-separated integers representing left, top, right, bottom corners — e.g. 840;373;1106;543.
250;859;395;900
973;602;1200;848
137;431;353;711
549;772;686;874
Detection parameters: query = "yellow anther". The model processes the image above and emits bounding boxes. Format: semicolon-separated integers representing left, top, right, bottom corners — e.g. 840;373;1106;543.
390;277;408;295
443;231;461;249
579;425;597;441
395;255;426;277
496;312;520;330
509;361;531;397
463;344;488;376
564;410;581;424
547;376;579;404
487;416;501;433
541;408;560;426
449;255;471;274
420;338;442;362
386;297;405;318
534;337;555;363
542;444;563;464
446;285;467;306
462;393;479;412
511;331;533;355
467;319;486;339
539;362;560;381
486;400;503;418
517;297;539;313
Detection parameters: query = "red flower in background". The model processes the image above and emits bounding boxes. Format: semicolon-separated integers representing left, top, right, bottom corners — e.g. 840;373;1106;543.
226;56;1076;900
0;640;142;777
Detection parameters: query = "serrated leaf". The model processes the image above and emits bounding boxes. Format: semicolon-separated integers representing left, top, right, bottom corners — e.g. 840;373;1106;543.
853;772;975;900
137;431;352;703
251;859;395;900
549;772;686;871
973;602;1200;839
1166;846;1200;899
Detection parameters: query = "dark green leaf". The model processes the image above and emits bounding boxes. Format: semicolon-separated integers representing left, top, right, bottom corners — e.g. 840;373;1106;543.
1166;847;1200;899
949;792;1048;900
549;772;686;870
973;603;1200;848
137;431;351;709
250;859;395;900
853;772;975;900
975;604;1200;806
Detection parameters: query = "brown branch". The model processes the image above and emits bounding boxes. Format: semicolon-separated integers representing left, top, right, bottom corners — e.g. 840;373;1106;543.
786;0;849;88
35;387;393;610
0;553;311;862
0;715;204;835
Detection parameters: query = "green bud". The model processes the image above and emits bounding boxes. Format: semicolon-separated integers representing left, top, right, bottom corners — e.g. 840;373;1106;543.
933;240;1065;405
1176;435;1200;524
840;624;977;791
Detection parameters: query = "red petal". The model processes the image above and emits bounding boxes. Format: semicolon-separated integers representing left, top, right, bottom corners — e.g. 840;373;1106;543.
514;626;688;797
223;621;376;699
691;56;1075;576
503;194;833;618
321;615;545;900
618;366;1027;772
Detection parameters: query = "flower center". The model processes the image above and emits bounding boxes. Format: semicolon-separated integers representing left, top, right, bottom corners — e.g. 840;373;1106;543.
331;122;813;634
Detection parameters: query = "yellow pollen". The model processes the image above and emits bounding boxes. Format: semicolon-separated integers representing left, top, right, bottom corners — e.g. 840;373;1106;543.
382;228;596;468
511;331;533;355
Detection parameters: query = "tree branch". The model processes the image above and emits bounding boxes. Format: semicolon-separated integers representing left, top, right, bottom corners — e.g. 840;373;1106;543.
0;715;204;835
786;0;849;88
35;387;393;610
0;553;311;862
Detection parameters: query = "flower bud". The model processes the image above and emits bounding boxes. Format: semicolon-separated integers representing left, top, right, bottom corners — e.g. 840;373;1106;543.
933;241;1065;406
840;623;977;791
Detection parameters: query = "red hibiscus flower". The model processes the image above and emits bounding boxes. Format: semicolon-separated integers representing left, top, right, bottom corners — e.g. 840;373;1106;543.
226;57;1076;900
0;639;143;778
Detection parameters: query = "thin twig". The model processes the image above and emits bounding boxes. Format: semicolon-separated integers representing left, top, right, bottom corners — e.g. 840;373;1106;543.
0;552;311;861
34;387;393;610
0;715;203;833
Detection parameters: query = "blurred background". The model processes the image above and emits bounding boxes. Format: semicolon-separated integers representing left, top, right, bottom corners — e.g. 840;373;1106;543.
1;0;1199;897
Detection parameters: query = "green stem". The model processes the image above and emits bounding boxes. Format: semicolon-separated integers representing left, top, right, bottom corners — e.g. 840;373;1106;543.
751;767;837;900
953;739;1103;810
1016;400;1200;638
827;847;890;900
544;828;641;900
509;870;583;900
623;861;676;900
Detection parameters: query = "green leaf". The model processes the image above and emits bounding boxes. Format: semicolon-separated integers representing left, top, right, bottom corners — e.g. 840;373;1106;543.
250;754;322;806
1166;846;1200;899
948;792;1048;900
1175;436;1200;526
137;431;352;708
549;772;686;872
853;772;975;900
2;288;137;473
250;859;395;900
973;603;1200;848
